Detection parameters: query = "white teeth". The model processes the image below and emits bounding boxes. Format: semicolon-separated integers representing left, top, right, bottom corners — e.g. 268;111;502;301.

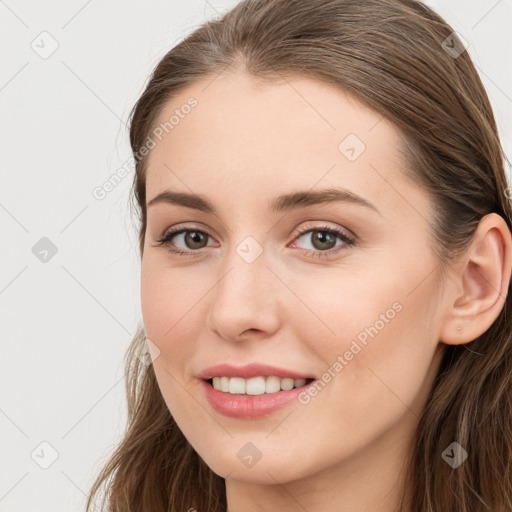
265;376;281;393
229;377;246;394
220;376;229;392
210;376;309;395
281;378;294;391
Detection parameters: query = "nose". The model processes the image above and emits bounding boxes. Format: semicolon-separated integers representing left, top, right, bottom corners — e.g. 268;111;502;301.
206;240;282;342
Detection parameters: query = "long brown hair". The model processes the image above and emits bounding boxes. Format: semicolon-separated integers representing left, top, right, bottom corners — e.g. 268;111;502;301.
86;1;512;510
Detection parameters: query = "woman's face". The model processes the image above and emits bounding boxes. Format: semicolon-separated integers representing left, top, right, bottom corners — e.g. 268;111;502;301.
141;71;447;485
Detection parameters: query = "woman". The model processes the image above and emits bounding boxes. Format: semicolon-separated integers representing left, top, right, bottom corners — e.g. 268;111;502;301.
86;0;512;510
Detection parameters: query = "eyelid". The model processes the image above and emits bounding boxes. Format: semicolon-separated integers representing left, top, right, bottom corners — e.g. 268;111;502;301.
154;222;218;249
158;222;215;239
154;220;356;257
289;221;356;244
157;220;354;241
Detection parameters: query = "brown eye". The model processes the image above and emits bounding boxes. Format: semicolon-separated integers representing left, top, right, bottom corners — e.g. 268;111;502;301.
309;230;337;250
292;225;356;258
181;230;209;250
293;226;354;255
155;228;215;255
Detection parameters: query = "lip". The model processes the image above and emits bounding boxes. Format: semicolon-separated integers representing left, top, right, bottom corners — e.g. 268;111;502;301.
200;378;317;419
197;363;315;380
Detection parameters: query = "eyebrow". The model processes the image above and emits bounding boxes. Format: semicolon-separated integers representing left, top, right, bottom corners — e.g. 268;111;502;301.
147;187;380;215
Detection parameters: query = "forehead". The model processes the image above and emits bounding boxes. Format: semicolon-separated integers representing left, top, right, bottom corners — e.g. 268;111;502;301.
144;71;426;219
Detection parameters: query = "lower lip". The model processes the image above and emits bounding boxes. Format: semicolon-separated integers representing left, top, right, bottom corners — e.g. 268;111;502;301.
200;379;316;419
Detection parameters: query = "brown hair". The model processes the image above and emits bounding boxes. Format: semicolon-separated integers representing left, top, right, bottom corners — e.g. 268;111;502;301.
86;0;512;510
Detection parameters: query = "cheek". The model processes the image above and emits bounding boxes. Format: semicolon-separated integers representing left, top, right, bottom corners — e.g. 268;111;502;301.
140;262;208;421
290;260;439;430
140;257;197;340
140;261;201;386
140;256;222;369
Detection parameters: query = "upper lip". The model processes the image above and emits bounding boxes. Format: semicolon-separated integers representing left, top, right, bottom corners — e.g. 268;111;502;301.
197;363;316;380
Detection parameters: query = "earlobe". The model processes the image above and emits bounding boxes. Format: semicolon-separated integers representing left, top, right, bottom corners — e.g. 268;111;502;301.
440;213;512;346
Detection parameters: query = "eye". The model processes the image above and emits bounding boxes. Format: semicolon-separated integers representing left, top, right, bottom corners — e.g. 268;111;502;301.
153;224;216;257
289;224;355;258
153;222;356;259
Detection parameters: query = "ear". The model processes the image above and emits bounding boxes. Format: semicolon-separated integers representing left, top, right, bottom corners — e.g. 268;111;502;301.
439;213;512;345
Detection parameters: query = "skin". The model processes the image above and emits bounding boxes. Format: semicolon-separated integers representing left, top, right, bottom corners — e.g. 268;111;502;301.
140;70;512;512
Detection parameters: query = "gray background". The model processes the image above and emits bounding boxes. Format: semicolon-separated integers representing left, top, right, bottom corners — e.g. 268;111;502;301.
1;1;510;510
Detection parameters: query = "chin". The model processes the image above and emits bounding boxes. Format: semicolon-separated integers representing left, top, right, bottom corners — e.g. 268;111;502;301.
202;451;309;485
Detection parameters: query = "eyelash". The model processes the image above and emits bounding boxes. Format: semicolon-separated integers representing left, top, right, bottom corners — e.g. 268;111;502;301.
153;223;356;259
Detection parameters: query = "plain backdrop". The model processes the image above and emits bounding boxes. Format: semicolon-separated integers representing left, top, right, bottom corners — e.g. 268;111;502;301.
1;1;511;510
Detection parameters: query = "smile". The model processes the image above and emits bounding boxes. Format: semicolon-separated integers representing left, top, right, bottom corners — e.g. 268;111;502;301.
201;377;318;419
208;376;315;395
